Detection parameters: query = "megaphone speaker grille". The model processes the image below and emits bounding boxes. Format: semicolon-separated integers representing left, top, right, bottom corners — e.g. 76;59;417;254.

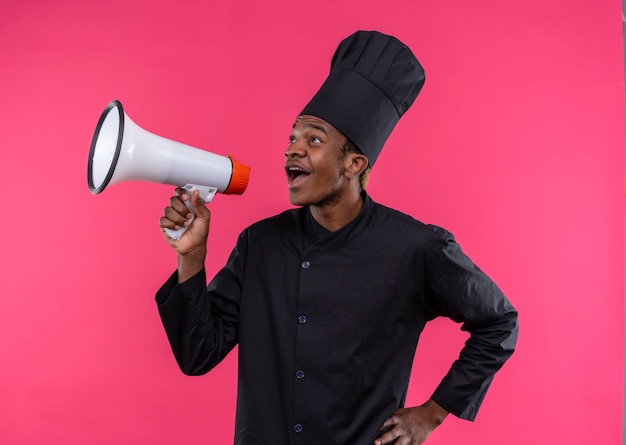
88;100;125;194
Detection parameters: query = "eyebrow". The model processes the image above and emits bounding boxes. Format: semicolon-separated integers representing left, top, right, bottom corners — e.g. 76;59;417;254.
292;121;328;136
307;123;328;135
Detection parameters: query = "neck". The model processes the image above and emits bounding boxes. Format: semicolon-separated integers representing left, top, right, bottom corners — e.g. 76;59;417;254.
310;190;364;232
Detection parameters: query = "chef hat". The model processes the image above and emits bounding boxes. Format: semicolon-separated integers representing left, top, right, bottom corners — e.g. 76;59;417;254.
300;30;425;166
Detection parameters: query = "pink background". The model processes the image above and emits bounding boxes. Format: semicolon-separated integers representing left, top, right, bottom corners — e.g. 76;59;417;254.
1;0;624;444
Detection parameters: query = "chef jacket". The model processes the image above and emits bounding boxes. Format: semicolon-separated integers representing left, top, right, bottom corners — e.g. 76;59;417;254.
156;193;518;444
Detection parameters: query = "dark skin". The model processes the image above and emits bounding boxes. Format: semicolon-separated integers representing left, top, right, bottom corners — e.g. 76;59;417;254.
159;115;448;444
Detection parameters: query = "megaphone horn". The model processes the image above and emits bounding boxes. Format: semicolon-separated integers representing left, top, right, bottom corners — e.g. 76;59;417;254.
87;100;251;239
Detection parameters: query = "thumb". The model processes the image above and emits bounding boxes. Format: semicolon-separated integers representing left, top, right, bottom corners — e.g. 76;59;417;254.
189;190;211;219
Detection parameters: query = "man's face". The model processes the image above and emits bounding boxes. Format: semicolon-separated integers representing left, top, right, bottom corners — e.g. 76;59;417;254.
284;115;352;207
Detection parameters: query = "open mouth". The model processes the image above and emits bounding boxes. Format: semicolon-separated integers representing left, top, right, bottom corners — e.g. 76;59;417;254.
286;166;310;183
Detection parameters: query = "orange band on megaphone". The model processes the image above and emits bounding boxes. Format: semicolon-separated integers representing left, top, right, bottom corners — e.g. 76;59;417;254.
224;154;251;195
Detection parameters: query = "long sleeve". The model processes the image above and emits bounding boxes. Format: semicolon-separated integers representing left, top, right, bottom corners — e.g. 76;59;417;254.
425;226;519;420
155;241;245;376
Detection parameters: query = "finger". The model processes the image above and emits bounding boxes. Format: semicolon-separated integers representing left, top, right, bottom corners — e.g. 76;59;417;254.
189;190;210;219
381;414;399;429
174;187;189;201
159;216;184;232
159;224;174;241
169;195;192;218
374;423;398;445
374;429;399;445
162;207;190;229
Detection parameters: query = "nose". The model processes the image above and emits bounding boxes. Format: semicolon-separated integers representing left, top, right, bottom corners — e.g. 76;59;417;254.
285;137;306;158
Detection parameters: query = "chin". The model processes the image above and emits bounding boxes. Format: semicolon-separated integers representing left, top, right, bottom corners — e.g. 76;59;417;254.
288;195;308;207
288;190;316;207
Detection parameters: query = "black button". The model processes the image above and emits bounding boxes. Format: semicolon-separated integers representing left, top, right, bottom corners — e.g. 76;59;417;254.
296;370;305;379
301;260;310;269
294;424;303;433
298;315;307;324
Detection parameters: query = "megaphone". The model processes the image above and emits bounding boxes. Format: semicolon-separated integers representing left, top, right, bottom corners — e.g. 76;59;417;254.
87;100;250;239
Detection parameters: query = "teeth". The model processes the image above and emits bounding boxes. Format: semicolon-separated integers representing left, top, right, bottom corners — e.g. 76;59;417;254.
286;166;308;181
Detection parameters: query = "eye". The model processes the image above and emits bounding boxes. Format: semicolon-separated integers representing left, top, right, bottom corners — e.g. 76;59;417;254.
288;135;296;144
310;136;322;144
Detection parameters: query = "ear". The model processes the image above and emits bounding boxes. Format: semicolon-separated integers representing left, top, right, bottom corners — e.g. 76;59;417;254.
344;153;369;179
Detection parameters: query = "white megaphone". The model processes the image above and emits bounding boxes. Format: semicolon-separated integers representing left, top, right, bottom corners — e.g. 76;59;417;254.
87;100;250;239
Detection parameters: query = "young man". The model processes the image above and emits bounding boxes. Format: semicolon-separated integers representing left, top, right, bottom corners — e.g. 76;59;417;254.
157;31;518;445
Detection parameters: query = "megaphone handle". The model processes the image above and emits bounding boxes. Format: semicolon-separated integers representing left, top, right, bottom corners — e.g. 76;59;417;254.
164;184;218;240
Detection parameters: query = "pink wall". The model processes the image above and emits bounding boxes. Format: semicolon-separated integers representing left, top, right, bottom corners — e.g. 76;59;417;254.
1;1;623;443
